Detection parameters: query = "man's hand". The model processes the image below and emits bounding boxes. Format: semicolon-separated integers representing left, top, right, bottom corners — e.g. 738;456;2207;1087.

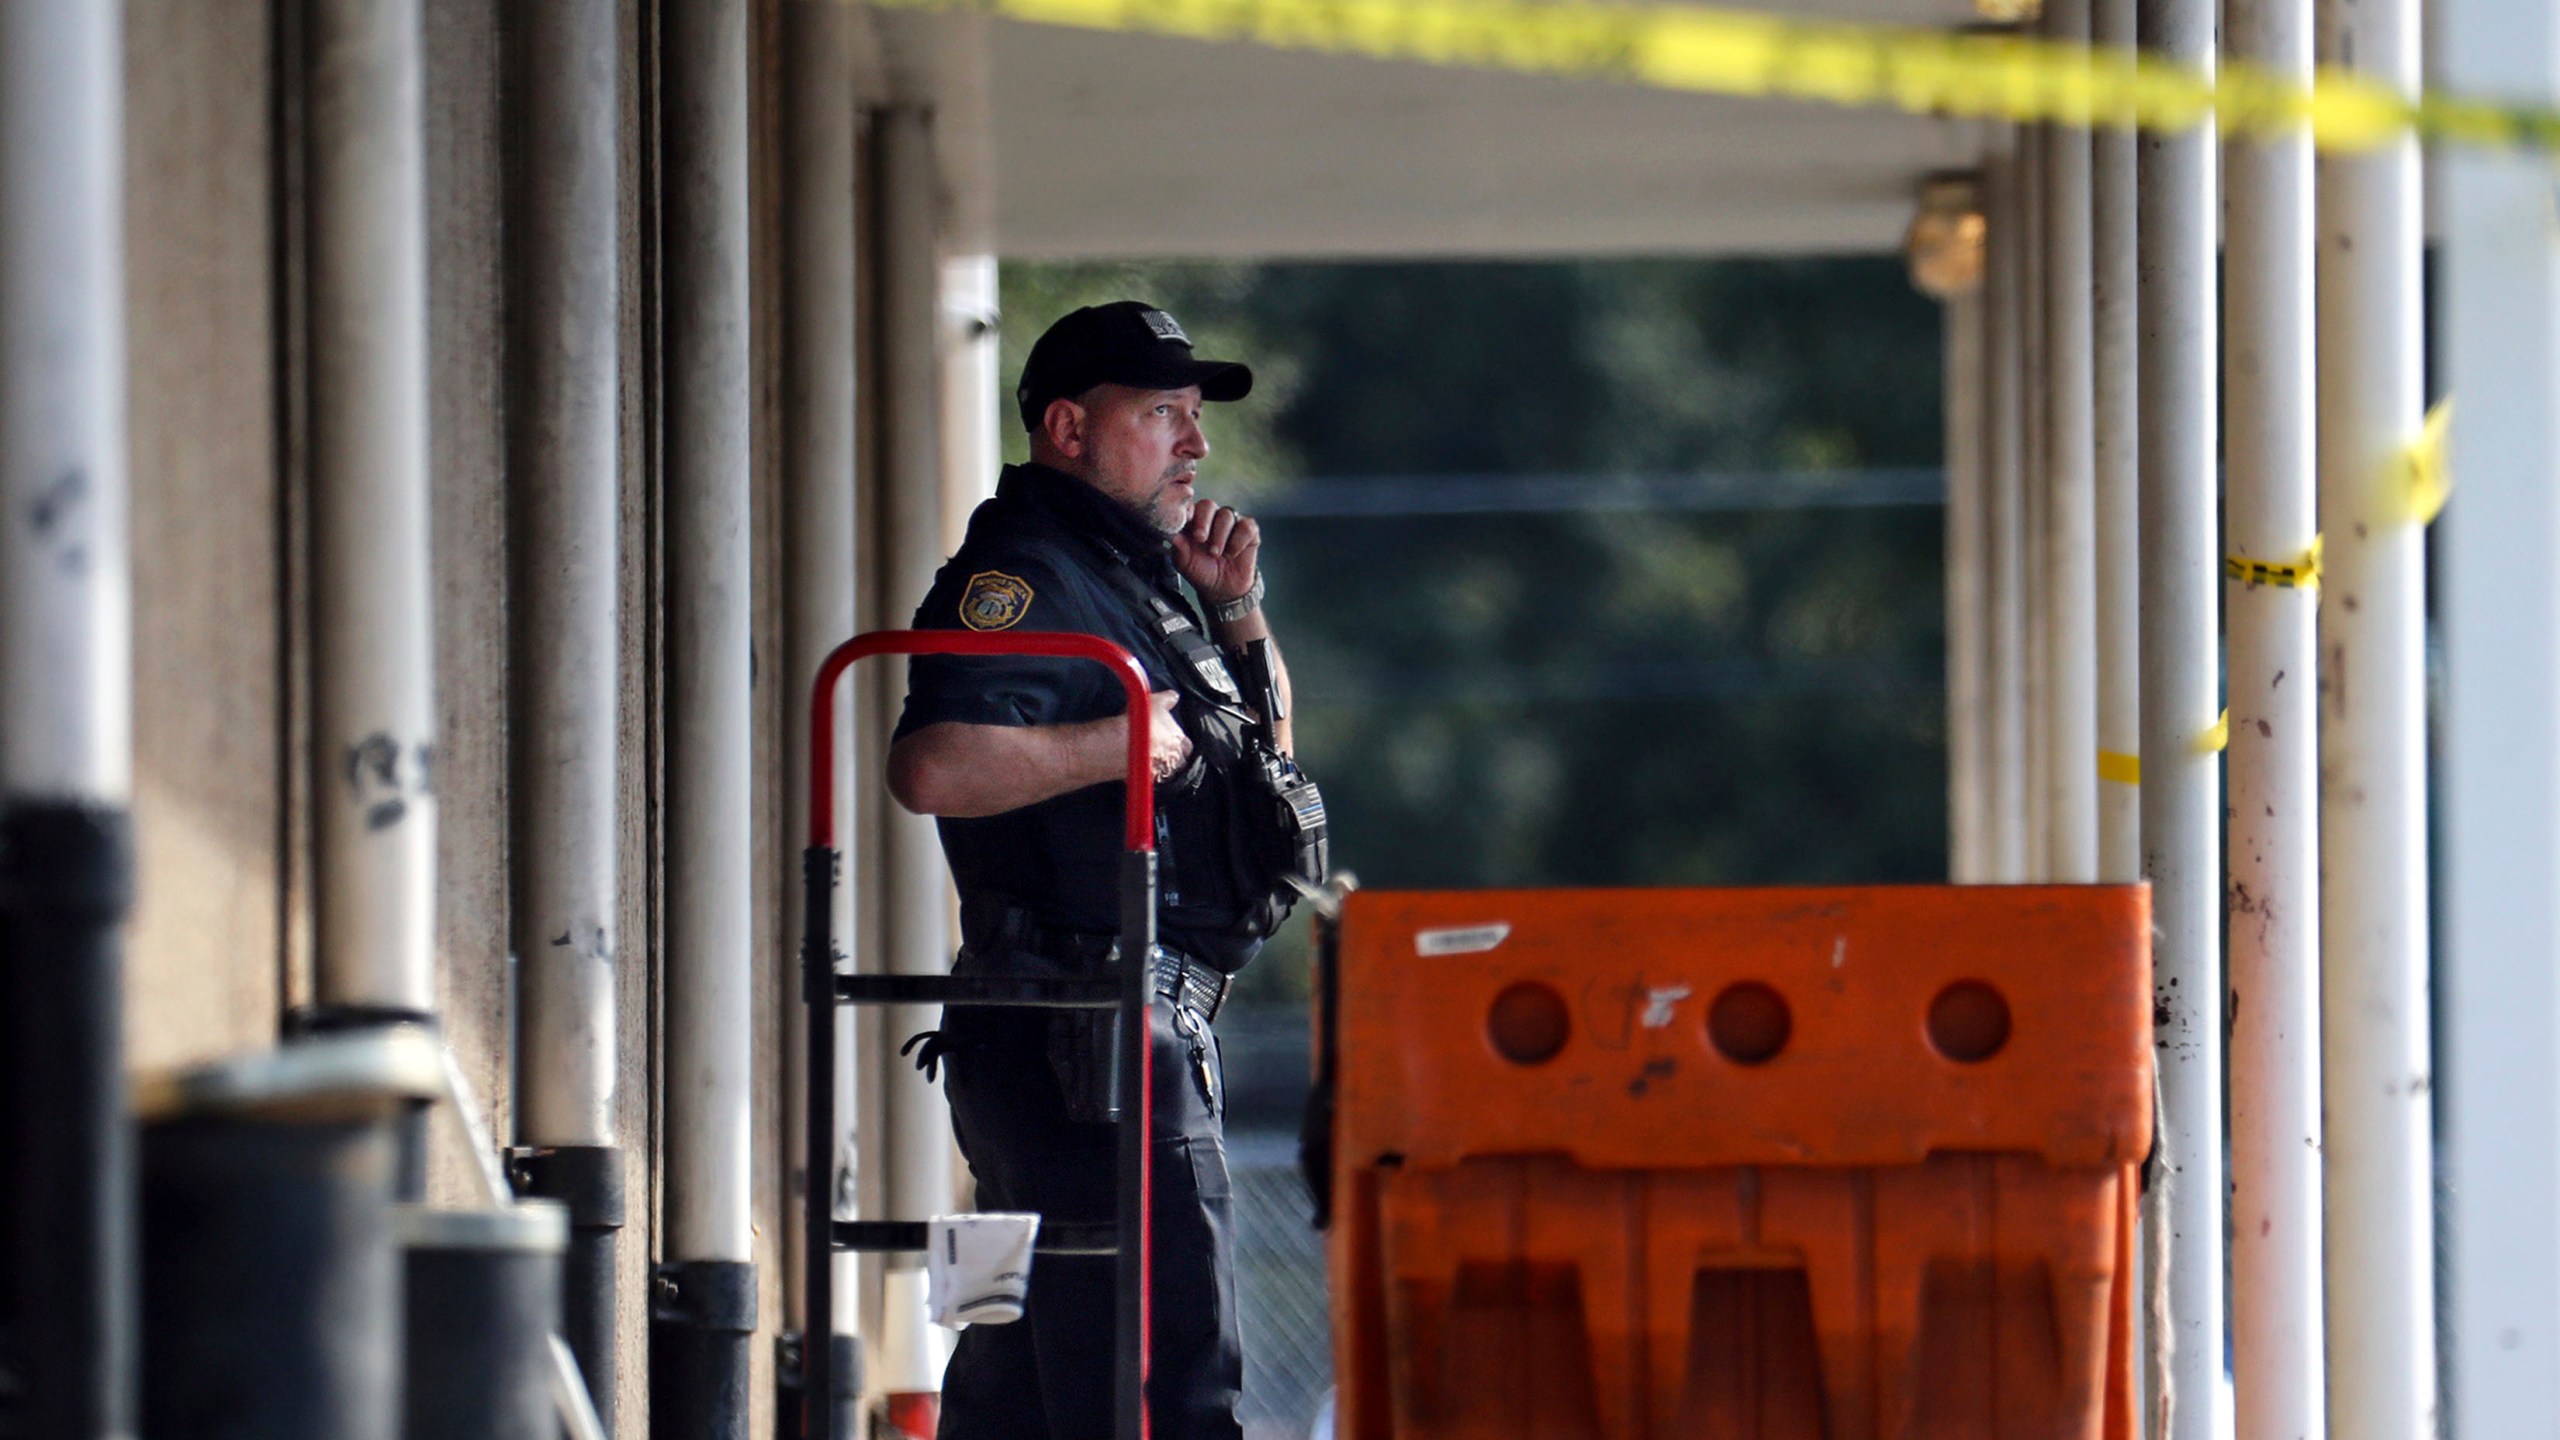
1171;498;1260;609
1142;690;1193;782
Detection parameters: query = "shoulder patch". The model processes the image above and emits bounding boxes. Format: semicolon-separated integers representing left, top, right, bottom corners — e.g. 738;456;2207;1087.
958;570;1034;631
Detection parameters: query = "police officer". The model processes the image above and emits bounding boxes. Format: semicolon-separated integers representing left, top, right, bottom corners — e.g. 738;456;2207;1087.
886;301;1323;1440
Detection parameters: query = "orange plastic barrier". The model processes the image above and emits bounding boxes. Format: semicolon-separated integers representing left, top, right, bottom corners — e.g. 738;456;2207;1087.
1320;885;2152;1440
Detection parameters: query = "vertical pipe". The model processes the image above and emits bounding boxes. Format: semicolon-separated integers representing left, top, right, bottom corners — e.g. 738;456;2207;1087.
874;104;955;1407
0;0;134;1434
2136;0;2224;1426
2317;0;2438;1419
2222;0;2326;1427
1981;131;2029;883
1944;281;1988;883
2092;0;2141;887
2043;0;2099;885
2441;0;2560;1419
305;0;437;1022
502;1;625;1425
2018;118;2052;880
785;1;863;1431
656;0;755;1432
939;256;1001;553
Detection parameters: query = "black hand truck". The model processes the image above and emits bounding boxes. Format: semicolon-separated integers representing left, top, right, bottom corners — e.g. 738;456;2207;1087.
801;631;1160;1440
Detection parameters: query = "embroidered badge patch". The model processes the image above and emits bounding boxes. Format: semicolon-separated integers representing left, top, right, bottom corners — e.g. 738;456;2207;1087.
1140;309;1189;344
958;571;1033;631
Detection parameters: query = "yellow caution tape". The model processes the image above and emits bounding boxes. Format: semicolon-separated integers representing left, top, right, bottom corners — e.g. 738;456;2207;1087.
2223;534;2323;590
2401;397;2454;524
2195;709;2230;755
2097;749;2141;786
875;0;2560;156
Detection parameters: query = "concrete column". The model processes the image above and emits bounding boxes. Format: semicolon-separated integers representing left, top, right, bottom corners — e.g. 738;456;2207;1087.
656;0;755;1430
501;0;625;1422
2441;0;2560;1420
2042;0;2099;885
304;0;437;1020
2221;0;2326;1429
2316;0;2438;1420
2136;0;2225;1427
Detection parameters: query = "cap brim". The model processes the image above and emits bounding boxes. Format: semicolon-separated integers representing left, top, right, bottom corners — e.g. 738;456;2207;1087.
1124;355;1253;403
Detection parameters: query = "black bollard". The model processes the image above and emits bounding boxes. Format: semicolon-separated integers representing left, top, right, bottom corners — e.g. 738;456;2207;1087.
397;1203;566;1440
137;1029;443;1440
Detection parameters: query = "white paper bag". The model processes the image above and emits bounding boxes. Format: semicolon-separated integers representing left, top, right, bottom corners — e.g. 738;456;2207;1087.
926;1212;1041;1329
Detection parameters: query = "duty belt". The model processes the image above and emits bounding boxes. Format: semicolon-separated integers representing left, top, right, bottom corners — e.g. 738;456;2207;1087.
960;898;1230;1023
1147;946;1231;1025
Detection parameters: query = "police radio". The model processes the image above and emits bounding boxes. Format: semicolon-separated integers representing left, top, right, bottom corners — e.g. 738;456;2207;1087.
1231;638;1330;918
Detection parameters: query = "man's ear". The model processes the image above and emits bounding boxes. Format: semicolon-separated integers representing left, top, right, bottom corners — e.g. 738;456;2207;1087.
1039;397;1087;459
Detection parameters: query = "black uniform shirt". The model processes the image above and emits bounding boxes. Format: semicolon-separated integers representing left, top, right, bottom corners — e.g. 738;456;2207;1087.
894;463;1255;960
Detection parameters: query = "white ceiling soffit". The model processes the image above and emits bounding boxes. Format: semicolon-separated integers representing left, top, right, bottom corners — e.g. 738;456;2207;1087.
868;2;1990;261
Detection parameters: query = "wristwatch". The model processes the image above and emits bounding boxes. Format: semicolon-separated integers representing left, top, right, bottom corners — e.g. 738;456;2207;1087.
1210;573;1265;624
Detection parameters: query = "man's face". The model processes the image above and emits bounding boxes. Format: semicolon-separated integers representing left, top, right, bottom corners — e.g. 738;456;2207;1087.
1062;383;1208;534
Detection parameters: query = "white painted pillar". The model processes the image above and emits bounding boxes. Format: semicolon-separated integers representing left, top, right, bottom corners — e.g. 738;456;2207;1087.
1943;274;1989;883
875;107;957;1395
2221;0;2326;1427
2018;119;2052;879
0;2;133;1433
2441;0;2560;1419
2092;0;2141;887
2136;0;2224;1426
940;255;1002;551
2042;0;2099;886
305;0;437;1018
783;0;862;1356
501;0;625;1419
2316;0;2438;1418
660;0;753;1272
1982;132;2029;883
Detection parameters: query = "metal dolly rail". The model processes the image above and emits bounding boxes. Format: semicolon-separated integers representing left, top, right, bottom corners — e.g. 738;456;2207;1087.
801;631;1161;1440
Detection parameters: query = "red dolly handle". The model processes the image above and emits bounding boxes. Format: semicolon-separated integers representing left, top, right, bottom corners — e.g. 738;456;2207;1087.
801;630;1157;1440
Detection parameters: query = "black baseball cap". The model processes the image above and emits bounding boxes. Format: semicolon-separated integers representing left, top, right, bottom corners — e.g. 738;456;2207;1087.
1015;301;1253;432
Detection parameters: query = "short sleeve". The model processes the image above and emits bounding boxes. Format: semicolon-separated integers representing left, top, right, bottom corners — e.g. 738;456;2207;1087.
892;551;1122;736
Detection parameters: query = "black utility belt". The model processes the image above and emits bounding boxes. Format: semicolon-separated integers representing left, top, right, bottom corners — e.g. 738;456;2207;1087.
959;901;1230;1022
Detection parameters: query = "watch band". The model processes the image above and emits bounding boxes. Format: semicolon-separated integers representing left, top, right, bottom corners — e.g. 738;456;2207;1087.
1210;573;1266;624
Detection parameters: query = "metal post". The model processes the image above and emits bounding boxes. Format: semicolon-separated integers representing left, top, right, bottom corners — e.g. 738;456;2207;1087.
304;0;437;1031
2018;119;2052;879
1981;131;2030;883
785;2;863;1432
656;0;755;1433
2316;0;2437;1418
2441;0;2560;1418
2092;0;2140;888
874;104;955;1416
501;1;625;1425
0;0;134;1434
2043;0;2099;886
2137;0;2224;1425
1944;279;1988;882
2221;0;2326;1427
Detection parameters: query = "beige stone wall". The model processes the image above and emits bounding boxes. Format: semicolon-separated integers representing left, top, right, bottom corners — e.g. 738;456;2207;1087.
123;0;287;1074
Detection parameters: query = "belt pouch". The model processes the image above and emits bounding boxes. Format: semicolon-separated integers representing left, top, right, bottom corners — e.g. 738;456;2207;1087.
1045;1007;1122;1125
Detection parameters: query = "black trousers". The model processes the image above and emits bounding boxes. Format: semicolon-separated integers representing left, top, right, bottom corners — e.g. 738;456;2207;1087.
935;1000;1243;1440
